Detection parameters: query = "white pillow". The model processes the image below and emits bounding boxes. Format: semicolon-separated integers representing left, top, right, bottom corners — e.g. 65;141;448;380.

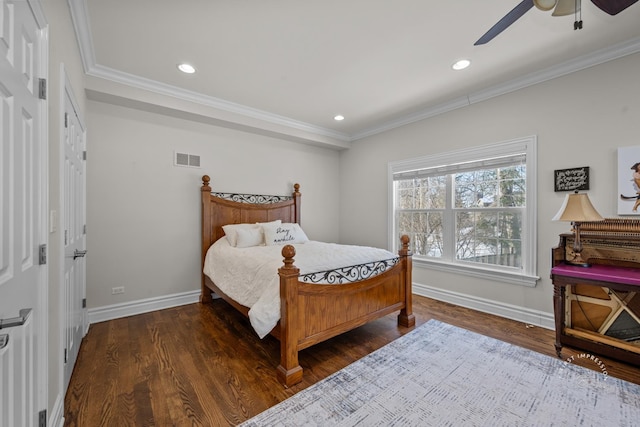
235;227;264;248
222;220;282;247
222;223;259;247
257;220;281;228
256;220;281;244
263;222;309;246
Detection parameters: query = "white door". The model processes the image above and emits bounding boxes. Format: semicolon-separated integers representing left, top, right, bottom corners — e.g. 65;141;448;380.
62;77;87;390
0;0;47;426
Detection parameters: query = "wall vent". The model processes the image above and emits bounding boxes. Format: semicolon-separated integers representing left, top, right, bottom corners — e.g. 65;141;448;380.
174;152;201;168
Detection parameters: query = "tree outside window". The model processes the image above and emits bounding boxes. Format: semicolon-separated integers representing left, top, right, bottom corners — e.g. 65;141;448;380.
389;137;537;284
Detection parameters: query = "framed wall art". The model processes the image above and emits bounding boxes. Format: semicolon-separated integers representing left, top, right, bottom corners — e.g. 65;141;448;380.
617;146;640;215
554;167;590;192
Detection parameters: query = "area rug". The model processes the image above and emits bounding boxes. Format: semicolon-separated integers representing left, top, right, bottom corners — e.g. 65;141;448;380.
240;319;640;426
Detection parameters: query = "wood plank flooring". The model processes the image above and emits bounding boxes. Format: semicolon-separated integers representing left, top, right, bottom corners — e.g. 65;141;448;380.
64;295;640;426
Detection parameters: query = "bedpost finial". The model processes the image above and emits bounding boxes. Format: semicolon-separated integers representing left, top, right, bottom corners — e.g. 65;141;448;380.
282;244;296;266
399;234;411;256
293;183;300;194
202;175;211;191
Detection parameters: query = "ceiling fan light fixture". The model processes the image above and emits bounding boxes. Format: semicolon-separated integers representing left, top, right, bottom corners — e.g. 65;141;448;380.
552;0;580;16
533;0;558;11
452;59;471;70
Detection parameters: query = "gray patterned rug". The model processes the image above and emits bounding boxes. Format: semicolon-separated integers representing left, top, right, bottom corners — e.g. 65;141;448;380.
240;319;640;426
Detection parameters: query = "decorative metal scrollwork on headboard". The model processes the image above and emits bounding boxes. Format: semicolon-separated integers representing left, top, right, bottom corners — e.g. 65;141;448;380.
300;257;400;284
212;192;293;204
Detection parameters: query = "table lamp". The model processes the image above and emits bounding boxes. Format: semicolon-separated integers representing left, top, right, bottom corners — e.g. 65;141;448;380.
552;191;604;267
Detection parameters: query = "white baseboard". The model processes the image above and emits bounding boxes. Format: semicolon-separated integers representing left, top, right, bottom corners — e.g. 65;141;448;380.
49;392;64;427
88;290;200;324
413;282;555;330
86;284;553;331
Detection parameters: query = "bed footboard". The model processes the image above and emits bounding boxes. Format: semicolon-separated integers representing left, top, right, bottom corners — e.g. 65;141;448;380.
276;235;414;387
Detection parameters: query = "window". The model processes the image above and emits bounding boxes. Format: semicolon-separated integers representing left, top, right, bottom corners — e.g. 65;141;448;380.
388;137;538;286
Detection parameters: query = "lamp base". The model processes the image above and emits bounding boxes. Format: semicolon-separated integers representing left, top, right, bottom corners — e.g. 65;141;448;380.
567;253;591;268
566;260;591;268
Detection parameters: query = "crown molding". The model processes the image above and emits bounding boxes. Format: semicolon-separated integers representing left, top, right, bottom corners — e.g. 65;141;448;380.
468;36;640;105
87;63;351;142
67;0;95;73
351;96;473;141
352;36;640;141
68;0;640;144
67;1;350;146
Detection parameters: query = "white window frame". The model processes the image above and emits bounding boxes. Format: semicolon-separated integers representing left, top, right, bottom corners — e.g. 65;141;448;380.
388;136;539;287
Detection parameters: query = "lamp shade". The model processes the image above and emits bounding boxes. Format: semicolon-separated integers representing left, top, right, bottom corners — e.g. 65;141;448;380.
552;192;604;222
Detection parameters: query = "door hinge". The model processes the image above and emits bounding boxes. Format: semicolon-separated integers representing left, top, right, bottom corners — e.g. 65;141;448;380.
64;112;68;128
64;230;68;246
64;348;68;364
38;244;47;265
82;298;86;308
83;151;87;161
38;78;46;100
39;409;47;427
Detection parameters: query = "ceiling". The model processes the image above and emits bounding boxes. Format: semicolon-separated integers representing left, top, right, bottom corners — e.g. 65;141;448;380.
72;0;640;143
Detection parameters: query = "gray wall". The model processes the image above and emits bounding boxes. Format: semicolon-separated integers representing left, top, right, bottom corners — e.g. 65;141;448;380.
86;101;340;308
339;52;640;323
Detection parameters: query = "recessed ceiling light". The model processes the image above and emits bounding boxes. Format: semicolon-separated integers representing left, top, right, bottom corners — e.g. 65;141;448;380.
452;59;471;71
178;63;196;74
334;115;345;121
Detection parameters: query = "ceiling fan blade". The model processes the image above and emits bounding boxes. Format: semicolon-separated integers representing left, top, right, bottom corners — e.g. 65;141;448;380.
591;0;638;14
474;0;535;46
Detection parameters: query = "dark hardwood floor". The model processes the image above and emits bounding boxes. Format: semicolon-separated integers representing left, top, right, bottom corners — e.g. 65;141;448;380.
64;295;640;426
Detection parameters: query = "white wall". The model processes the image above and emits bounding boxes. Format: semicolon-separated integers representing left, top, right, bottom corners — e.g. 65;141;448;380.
339;52;640;325
85;101;340;309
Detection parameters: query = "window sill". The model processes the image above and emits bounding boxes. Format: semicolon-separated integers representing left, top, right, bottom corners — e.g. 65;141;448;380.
413;258;540;287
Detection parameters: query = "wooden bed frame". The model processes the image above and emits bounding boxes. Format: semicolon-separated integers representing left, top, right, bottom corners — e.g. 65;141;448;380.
200;175;415;386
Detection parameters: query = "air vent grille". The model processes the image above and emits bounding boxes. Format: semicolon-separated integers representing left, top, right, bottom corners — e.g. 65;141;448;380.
174;152;201;168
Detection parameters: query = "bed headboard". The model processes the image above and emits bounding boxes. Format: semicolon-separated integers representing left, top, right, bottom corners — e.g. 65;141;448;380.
201;175;301;256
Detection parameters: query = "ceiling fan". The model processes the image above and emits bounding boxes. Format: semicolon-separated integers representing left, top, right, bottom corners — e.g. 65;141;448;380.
474;0;639;45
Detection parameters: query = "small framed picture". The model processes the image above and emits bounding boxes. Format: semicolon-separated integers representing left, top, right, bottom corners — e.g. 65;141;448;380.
554;167;590;192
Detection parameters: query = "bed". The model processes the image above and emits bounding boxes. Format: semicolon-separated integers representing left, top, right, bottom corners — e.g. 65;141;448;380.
200;175;415;387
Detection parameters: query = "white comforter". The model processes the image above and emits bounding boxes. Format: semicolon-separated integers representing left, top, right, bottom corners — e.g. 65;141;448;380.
203;238;397;338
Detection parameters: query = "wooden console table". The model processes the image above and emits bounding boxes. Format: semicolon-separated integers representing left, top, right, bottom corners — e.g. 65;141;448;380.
551;263;640;366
